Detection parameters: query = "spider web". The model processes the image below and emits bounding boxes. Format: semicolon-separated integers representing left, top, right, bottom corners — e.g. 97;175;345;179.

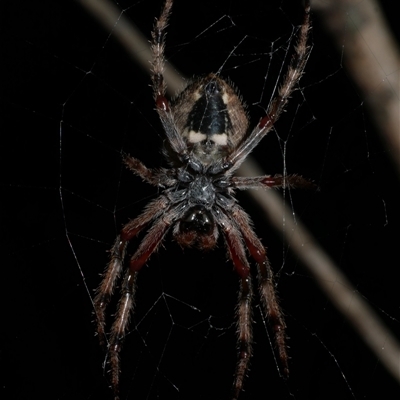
2;0;400;399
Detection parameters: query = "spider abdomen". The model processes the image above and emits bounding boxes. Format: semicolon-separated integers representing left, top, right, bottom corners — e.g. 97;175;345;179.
176;205;216;249
173;74;249;165
181;205;213;234
186;80;231;138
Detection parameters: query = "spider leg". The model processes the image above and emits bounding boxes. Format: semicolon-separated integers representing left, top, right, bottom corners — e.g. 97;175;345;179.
124;155;177;188
94;195;170;347
151;0;191;162
94;237;127;348
233;174;315;190
107;202;187;400
150;0;173;100
108;215;171;400
109;268;137;400
215;210;253;399
233;277;253;400
230;204;289;377
225;0;311;172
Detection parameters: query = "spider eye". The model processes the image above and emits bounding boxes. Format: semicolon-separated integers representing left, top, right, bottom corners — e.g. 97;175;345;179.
180;205;214;235
205;80;219;95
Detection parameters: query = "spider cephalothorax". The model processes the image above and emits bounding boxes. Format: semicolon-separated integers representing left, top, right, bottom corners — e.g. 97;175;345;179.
94;1;312;399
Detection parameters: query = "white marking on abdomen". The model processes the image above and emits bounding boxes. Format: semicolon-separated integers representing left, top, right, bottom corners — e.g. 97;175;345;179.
211;133;228;145
188;130;207;143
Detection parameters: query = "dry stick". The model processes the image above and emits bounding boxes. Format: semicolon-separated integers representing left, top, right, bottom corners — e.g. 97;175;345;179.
75;0;184;95
77;0;400;385
313;0;400;176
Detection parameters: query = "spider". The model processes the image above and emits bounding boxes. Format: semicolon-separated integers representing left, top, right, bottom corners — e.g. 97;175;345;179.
94;0;312;399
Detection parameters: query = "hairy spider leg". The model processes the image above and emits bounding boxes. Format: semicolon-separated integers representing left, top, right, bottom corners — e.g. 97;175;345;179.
151;0;188;160
108;268;137;400
150;0;172;100
94;238;128;348
216;210;254;399
106;196;188;399
218;203;289;398
124;156;161;186
232;173;316;191
94;195;170;346
108;213;172;400
234;277;253;400
232;204;289;377
226;0;311;173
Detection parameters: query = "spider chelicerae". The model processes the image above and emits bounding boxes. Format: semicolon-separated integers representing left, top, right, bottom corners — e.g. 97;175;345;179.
94;0;312;398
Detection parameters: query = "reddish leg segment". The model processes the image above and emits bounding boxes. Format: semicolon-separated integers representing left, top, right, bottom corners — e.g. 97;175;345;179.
107;215;172;399
232;205;289;377
94;195;170;347
217;211;253;399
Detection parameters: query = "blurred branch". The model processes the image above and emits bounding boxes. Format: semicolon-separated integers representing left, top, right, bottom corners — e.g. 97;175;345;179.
240;159;400;382
77;0;400;385
313;0;400;176
75;0;184;94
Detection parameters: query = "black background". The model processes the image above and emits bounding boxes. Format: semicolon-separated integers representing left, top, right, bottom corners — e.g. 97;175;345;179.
2;1;400;399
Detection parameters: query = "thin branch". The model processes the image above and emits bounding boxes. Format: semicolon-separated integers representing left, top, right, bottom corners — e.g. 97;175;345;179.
76;0;184;95
313;0;400;176
240;158;400;383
